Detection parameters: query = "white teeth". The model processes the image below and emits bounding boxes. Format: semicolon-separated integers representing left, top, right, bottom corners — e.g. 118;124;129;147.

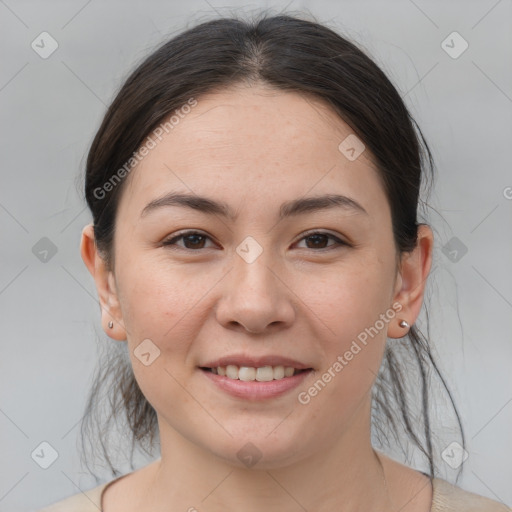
273;365;284;379
239;367;256;381
226;365;238;379
212;365;301;381
256;366;273;381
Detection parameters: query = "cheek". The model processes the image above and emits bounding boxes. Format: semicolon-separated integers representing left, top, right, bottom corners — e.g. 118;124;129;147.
114;252;235;416
116;259;205;418
296;252;394;398
117;247;194;323
300;254;395;345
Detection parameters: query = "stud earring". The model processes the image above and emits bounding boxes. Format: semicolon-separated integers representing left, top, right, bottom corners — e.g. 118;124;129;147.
399;320;409;329
108;321;114;329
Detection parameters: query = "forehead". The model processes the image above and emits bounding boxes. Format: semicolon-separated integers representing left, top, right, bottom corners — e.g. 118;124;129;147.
158;85;364;157
119;84;386;219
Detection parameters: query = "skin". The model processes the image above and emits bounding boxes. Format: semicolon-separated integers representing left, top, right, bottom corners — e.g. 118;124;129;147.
81;83;434;511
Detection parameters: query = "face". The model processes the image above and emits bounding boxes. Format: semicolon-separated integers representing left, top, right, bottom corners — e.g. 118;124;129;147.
85;83;425;469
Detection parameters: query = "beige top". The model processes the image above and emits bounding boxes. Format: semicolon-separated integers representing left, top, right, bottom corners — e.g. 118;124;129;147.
36;474;511;511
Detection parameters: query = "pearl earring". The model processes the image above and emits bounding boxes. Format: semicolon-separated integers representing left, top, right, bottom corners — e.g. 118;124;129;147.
399;320;409;329
108;321;114;329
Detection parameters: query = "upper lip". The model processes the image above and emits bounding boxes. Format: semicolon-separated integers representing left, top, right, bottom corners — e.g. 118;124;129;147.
201;355;312;370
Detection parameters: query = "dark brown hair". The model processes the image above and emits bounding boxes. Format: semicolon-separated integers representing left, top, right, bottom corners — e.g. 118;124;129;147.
80;11;465;482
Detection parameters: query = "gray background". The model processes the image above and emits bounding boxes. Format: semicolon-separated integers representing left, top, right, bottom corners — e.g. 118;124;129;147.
1;0;511;510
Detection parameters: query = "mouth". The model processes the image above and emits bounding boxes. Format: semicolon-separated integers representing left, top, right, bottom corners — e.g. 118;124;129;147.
199;365;312;381
198;363;314;400
198;355;314;400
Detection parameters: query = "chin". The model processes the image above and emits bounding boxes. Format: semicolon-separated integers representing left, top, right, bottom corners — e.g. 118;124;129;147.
202;424;310;470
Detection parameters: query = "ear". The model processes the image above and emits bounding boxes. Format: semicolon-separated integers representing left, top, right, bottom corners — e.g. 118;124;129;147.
80;223;127;341
388;224;433;339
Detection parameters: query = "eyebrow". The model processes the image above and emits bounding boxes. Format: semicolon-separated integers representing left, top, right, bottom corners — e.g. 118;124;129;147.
140;192;368;220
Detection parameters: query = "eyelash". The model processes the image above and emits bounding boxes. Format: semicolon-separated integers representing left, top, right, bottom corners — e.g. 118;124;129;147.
161;230;349;252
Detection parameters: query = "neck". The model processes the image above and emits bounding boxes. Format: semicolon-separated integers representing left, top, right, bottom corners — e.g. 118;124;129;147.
141;398;394;512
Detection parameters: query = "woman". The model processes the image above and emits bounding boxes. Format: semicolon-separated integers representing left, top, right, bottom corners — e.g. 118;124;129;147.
38;13;510;512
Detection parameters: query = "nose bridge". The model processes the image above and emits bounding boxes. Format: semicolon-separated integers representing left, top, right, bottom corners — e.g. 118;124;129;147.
232;233;279;298
215;234;295;332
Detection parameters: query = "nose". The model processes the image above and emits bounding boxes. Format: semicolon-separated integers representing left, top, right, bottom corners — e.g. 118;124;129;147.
215;248;296;334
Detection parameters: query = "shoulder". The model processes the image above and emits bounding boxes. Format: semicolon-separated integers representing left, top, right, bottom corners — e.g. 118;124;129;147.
35;477;119;512
431;477;511;512
36;461;159;511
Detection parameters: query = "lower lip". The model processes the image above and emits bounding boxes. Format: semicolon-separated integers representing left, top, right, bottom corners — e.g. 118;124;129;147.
200;368;312;400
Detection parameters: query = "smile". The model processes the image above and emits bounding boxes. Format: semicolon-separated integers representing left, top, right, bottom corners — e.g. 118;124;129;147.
201;365;310;381
199;366;313;400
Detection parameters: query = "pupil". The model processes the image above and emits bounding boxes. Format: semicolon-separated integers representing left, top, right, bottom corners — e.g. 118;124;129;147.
185;234;204;249
307;234;327;249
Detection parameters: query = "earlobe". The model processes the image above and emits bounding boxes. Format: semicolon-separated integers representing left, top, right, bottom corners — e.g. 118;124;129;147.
80;223;127;341
388;224;433;339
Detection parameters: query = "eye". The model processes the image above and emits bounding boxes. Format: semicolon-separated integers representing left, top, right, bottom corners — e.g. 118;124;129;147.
162;230;215;250
162;230;348;251
293;230;348;251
